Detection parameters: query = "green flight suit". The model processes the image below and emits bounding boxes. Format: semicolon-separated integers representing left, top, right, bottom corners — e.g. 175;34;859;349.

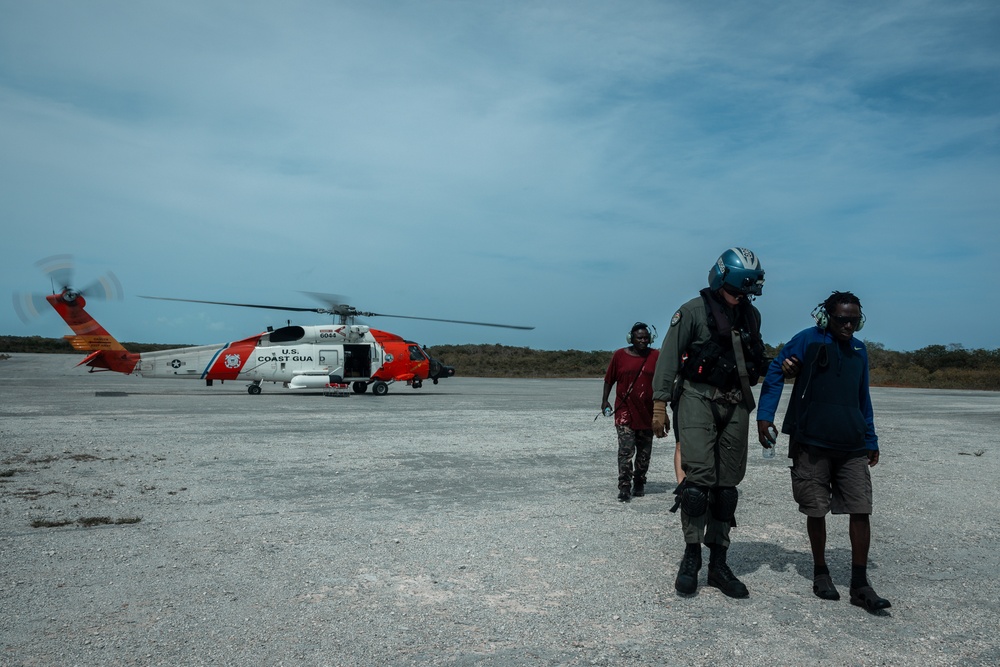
652;293;760;548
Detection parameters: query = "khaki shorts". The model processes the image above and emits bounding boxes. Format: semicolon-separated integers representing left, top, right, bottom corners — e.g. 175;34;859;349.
790;442;873;517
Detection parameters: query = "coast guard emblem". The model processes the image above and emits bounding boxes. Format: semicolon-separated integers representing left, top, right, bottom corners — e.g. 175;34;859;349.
224;354;242;369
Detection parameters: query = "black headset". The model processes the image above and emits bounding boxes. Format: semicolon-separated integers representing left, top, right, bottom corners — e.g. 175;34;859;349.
626;321;657;344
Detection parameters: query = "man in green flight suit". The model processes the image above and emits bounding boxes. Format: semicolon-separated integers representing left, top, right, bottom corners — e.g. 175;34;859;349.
651;248;768;598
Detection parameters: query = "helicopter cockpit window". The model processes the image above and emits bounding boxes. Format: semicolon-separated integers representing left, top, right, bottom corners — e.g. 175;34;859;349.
267;326;306;343
408;345;427;361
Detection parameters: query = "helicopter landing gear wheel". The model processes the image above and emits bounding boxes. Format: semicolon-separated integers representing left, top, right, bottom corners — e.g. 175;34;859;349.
411;379;422;389
248;383;262;395
372;381;389;396
352;382;368;394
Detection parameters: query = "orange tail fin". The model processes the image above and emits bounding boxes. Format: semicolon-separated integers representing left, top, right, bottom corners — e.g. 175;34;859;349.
46;291;126;351
46;291;139;373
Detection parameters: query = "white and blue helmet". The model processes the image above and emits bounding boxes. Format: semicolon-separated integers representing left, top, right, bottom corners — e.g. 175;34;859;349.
708;247;765;296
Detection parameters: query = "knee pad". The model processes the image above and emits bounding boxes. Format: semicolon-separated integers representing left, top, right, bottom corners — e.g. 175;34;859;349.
710;486;739;523
681;485;710;518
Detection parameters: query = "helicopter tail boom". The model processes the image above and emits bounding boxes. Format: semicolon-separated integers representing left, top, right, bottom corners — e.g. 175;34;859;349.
78;349;140;374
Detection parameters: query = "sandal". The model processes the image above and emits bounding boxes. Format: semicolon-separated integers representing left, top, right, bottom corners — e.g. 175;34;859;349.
812;573;840;600
850;585;891;612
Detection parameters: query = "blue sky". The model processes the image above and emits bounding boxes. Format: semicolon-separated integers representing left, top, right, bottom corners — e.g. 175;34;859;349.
2;1;998;352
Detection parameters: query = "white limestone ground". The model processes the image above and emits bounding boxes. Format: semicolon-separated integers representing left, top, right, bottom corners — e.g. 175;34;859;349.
1;353;998;666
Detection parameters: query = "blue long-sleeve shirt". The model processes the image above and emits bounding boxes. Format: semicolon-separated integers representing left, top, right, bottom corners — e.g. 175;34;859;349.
757;326;878;452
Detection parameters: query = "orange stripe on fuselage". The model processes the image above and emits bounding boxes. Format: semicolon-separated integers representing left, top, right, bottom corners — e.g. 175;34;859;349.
204;337;261;380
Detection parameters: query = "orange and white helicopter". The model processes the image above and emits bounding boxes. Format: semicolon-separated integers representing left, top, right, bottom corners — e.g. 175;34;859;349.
14;256;533;395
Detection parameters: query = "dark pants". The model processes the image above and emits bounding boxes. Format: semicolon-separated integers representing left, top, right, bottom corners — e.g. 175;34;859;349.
617;425;653;490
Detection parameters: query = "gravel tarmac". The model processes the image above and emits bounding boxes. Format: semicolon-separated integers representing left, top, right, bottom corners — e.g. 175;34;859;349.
2;353;999;666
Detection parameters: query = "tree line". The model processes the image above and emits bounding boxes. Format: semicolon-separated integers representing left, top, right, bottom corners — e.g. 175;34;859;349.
2;335;998;390
427;342;1000;390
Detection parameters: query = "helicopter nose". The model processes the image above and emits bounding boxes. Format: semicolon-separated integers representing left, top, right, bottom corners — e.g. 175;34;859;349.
430;358;455;380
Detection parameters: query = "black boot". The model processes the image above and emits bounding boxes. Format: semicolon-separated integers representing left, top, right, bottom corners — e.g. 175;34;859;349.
618;488;631;502
674;543;702;595
632;480;645;497
707;544;749;598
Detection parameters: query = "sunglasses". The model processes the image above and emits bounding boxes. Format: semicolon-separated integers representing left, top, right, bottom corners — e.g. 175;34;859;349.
721;284;746;298
830;315;862;327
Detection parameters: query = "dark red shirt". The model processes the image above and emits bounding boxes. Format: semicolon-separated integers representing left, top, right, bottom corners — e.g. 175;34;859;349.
604;348;659;430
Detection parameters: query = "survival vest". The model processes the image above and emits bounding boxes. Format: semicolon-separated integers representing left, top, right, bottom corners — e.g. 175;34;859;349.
680;288;768;390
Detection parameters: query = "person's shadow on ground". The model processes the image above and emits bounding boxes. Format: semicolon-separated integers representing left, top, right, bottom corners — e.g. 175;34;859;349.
732;540;892;616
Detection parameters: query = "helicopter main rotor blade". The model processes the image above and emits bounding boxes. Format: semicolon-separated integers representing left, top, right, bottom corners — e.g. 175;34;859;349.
367;312;535;330
140;295;535;330
300;291;350;309
139;295;328;314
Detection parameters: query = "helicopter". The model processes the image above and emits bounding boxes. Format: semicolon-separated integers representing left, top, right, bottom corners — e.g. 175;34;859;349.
13;255;534;395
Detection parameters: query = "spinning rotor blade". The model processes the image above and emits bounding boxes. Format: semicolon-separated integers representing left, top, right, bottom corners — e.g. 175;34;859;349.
14;255;123;323
141;294;535;330
12;292;51;324
299;291;372;319
300;291;531;329
36;254;74;291
78;272;124;301
362;312;535;330
300;291;351;309
139;296;327;314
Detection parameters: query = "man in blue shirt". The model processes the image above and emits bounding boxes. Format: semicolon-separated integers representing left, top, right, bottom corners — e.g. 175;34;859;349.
756;291;891;613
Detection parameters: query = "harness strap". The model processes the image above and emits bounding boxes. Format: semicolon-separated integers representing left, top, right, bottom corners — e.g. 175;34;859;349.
598;352;651;421
731;329;756;411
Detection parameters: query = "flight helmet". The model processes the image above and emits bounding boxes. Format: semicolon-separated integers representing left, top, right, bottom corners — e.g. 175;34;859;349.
708;247;765;296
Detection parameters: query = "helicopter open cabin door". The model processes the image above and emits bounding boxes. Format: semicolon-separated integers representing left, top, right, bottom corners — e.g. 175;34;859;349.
344;344;372;380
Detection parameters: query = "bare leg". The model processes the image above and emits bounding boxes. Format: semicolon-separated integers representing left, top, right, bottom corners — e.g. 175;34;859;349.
849;513;871;567
808;514;841;600
806;515;827;569
847;513;890;610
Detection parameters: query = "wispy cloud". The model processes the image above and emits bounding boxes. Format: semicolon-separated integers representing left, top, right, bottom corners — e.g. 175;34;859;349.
2;0;998;351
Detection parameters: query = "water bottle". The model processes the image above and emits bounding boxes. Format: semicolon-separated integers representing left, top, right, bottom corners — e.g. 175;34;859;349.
603;406;613;417
762;426;777;459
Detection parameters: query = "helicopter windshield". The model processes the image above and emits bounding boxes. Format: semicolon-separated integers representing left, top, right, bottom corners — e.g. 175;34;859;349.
408;344;428;362
265;326;306;343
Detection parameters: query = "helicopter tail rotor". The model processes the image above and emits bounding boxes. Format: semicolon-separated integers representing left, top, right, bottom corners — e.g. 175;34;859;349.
13;255;124;324
36;254;75;293
12;292;51;324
